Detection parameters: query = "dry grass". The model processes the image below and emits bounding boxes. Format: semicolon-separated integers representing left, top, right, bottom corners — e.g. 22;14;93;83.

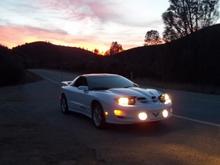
134;78;220;95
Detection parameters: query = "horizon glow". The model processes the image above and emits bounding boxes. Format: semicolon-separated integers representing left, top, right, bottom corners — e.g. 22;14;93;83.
0;0;219;53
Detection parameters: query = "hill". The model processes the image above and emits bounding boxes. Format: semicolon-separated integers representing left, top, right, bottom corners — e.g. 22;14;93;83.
11;24;220;86
102;24;220;86
12;41;102;71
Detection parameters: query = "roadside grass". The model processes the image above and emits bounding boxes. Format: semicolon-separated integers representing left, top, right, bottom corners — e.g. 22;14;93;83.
134;78;220;95
27;69;220;95
60;69;220;95
0;70;42;87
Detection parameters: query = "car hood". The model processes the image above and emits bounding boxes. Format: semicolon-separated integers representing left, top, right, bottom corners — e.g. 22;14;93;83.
108;87;161;99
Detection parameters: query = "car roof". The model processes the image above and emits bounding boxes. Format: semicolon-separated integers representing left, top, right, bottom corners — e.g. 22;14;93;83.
81;73;120;78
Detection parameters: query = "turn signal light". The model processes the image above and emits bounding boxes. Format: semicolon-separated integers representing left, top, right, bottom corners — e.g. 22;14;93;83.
114;109;125;117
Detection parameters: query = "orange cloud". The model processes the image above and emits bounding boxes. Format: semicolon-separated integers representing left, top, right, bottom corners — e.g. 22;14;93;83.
0;25;68;47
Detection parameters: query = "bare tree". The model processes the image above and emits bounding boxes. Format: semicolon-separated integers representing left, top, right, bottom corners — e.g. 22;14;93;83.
162;0;219;41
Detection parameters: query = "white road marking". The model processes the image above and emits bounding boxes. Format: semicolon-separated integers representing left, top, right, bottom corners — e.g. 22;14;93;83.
36;71;220;128
173;114;220;128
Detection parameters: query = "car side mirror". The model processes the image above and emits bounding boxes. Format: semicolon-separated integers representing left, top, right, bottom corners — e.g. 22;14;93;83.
61;81;72;86
78;86;89;92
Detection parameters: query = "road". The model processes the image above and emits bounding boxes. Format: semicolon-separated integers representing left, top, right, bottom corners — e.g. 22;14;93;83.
0;69;219;165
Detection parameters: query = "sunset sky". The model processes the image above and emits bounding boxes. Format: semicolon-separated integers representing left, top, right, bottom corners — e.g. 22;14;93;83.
0;0;219;53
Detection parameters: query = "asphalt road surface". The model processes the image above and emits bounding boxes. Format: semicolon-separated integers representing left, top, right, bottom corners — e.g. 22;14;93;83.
0;69;219;165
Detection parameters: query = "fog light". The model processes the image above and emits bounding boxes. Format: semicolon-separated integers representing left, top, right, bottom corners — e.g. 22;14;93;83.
114;109;125;117
138;112;147;120
162;109;169;118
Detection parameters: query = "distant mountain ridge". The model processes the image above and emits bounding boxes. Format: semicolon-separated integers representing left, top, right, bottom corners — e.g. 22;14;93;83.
12;41;100;71
1;24;220;86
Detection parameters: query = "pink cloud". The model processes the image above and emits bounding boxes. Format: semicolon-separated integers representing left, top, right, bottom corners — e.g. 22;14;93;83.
0;25;86;48
0;25;112;52
38;0;118;22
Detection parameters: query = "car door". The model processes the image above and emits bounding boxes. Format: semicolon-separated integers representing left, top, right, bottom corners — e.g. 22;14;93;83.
62;83;77;112
69;76;91;115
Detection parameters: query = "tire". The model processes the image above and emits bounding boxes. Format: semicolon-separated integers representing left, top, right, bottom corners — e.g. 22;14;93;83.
60;94;69;114
92;103;106;129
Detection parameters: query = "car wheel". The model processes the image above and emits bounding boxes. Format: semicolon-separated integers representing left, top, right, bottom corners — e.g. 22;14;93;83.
92;103;106;129
60;95;69;114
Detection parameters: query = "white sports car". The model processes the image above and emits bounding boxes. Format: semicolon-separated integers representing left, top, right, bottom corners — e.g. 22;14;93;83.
60;73;172;128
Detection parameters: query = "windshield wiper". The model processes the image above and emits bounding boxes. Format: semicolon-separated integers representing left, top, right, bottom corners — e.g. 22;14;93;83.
124;86;133;88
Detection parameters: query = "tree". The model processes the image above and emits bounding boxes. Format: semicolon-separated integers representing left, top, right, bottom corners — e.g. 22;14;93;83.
94;48;99;55
162;0;219;41
144;30;163;45
105;41;123;55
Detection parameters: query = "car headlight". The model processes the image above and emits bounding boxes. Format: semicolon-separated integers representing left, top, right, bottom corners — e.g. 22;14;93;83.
116;97;136;106
159;93;172;104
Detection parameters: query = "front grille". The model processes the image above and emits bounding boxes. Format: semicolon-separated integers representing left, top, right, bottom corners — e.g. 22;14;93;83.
137;97;148;103
152;112;159;117
137;97;146;100
151;96;156;99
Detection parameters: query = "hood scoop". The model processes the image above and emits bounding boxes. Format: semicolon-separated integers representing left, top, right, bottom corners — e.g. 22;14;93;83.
137;96;158;103
109;87;160;103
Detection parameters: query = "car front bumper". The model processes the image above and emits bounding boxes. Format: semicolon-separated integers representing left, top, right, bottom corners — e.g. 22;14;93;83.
104;104;172;124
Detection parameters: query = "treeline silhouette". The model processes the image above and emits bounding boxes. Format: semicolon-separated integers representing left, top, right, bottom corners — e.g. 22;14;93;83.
107;24;220;86
0;45;24;86
1;24;220;86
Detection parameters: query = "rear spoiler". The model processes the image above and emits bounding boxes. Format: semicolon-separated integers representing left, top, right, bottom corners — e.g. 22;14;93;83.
61;81;72;86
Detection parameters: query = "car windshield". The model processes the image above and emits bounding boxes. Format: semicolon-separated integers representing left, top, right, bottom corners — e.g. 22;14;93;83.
87;75;134;90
